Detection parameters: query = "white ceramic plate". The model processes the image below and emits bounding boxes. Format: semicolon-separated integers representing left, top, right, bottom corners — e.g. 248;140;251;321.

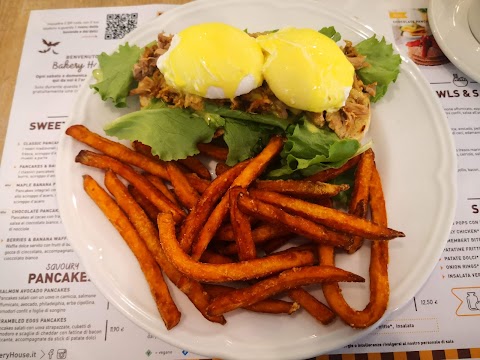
56;0;457;359
428;0;480;83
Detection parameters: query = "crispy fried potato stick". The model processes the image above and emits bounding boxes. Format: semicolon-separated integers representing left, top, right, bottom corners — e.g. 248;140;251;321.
320;165;390;328
165;161;200;210
158;212;316;282
183;173;211;194
178;157;211;180
83;174;180;329
197;143;229;161
214;241;242;256
190;136;284;259
132;140;158;159
216;222;291;243
204;284;299;314
66;125;170;180
237;193;352;248
143;173;179;206
287;288;335;325
178;161;250;253
215;162;231;176
103;171;225;325
346;149;375;254
216;231;294;256
249;189;404;240
261;236;293;255
128;185;159;223
75;150;185;223
229;187;256;261
206;266;365;316
305;154;361;182
199;250;235;264
254;180;349;198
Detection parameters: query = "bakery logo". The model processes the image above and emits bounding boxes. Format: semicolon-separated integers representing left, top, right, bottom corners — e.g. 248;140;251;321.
39;39;60;54
452;287;480;316
453;74;469;87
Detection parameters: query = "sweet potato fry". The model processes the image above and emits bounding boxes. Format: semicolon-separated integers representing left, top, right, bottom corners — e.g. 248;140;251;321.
83;174;180;329
261;236;293;255
214;242;241;256
75;150;185;223
249;189;404;240
131;140;169;168
178;156;211;180
184;173;211;194
204;284;299;314
237;193;352;249
305;154;361;182
178;160;250;253
66;125;170;180
320;165;390;328
200;250;235;264
254;180;349;198
214;223;235;241
197;142;229;161
127;185;159;223
103;171;225;325
346;149;375;254
229;187;256;261
190;136;284;259
143;173;179;206
206;266;365;316
158;212;316;282
216;222;291;243
216;230;294;256
215;162;231;176
190;198;231;260
288;288;335;325
131;140;157;158
165;161;200;210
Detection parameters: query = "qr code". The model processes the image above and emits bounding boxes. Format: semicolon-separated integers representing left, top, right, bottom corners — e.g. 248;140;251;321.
105;13;138;40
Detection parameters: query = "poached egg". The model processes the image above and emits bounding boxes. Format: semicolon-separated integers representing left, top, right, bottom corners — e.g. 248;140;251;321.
256;27;355;113
157;22;264;100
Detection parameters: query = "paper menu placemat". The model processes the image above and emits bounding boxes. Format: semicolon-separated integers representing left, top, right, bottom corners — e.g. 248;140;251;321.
0;2;479;359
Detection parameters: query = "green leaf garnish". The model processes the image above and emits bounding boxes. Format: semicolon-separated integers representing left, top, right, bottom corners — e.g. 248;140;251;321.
104;108;215;160
267;120;361;178
90;43;143;108
319;26;341;42
354;35;402;102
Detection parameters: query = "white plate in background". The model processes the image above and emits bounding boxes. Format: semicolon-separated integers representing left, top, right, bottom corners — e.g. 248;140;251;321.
429;0;480;82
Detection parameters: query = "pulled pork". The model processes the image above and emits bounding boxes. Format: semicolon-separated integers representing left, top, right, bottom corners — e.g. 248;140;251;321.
130;32;377;140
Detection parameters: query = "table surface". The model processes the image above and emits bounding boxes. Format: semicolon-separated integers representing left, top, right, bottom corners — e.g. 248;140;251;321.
0;0;189;161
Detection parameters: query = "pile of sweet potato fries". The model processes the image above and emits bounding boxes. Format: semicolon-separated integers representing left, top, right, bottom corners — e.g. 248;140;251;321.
66;124;404;330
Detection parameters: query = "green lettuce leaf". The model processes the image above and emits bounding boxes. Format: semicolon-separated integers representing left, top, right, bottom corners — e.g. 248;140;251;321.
203;102;292;130
223;119;274;165
90;43;143;108
199;112;226;130
104;108;215;160
142;98;167;109
267;121;360;178
319;26;341;42
354;35;401;102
